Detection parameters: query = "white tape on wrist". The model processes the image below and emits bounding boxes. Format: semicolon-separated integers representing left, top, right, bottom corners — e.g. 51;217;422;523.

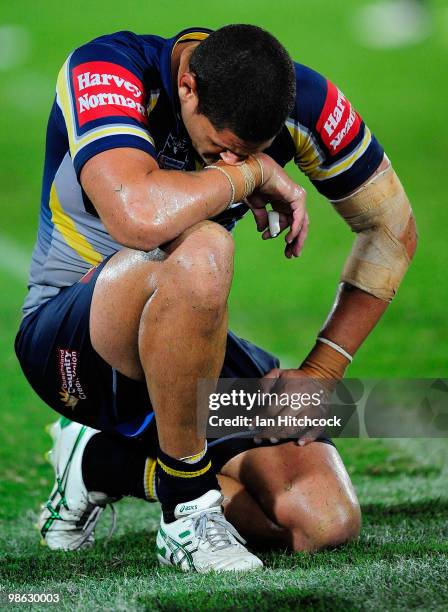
268;210;281;237
317;337;353;362
205;165;235;208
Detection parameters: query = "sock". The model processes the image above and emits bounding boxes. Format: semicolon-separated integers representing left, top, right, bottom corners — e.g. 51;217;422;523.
156;446;219;523
180;446;207;464
81;432;157;501
143;456;158;501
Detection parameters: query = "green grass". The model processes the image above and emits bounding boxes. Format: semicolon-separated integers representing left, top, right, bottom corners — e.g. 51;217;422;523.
1;0;448;609
1;440;447;610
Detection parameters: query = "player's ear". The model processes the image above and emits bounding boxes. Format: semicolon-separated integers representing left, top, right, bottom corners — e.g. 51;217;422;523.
178;72;199;109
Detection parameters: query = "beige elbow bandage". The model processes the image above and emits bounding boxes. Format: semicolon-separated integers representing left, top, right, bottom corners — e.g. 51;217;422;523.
331;165;412;302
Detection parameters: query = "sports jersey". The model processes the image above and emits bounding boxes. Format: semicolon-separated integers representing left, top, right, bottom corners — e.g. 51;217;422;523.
22;27;384;316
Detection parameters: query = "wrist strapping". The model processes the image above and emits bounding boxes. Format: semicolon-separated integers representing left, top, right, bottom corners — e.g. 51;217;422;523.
205;165;236;207
317;337;353;362
300;340;351;381
205;156;264;208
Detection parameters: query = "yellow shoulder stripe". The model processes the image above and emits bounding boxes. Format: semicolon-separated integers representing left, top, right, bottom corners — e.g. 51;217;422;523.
309;128;372;181
287;117;373;182
49;182;103;266
176;31;209;44
73;125;154;156
56;57;155;158
56;59;76;156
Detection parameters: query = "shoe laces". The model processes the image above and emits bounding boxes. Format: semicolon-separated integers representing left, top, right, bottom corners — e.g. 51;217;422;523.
73;502;117;550
41;424;118;550
192;508;246;552
42;495;117;550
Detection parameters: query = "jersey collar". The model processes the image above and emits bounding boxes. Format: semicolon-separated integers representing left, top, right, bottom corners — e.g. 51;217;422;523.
159;27;211;128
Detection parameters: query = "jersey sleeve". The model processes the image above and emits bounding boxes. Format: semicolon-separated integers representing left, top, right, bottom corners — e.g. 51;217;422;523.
55;42;157;178
288;63;384;199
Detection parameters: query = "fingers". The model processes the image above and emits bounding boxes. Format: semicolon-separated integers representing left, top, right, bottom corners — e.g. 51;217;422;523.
262;368;282;379
256;184;308;259
261;212;289;239
262;212;308;258
296;427;323;446
254;369;281;443
251;208;269;233
247;163;308;258
285;188;307;242
246;194;269;232
219;151;246;165
253;436;279;445
285;211;309;259
283;186;306;250
297;438;312;447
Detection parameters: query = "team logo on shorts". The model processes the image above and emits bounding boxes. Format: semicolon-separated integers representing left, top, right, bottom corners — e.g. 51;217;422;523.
58;349;87;409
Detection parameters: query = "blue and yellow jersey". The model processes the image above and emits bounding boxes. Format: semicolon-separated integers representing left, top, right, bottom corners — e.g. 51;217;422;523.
23;27;384;316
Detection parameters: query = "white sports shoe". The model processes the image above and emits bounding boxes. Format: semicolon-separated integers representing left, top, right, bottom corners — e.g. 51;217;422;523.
156;490;263;572
38;418;118;551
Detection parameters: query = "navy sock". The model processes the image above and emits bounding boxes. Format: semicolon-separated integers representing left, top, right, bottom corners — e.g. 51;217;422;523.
156;447;219;523
82;432;152;500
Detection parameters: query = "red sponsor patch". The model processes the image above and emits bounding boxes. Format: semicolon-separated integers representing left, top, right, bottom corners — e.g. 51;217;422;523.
316;80;362;156
72;61;148;127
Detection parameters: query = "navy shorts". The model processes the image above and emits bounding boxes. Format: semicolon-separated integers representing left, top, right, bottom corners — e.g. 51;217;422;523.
15;258;333;465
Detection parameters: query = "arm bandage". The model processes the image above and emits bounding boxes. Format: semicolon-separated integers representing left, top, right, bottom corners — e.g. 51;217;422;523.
331;165;413;302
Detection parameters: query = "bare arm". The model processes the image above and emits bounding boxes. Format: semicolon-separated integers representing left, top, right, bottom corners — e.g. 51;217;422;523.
81;148;238;251
259;156;417;447
267;156;418;383
316;157;418;361
321;158;417;355
80;148;306;252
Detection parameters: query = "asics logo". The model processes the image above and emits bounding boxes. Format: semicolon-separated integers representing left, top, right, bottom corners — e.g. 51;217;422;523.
179;504;198;513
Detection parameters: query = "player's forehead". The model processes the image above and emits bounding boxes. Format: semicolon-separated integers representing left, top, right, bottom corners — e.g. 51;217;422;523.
208;125;272;156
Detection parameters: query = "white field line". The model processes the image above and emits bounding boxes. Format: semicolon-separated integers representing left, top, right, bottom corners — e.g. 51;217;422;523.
0;235;30;282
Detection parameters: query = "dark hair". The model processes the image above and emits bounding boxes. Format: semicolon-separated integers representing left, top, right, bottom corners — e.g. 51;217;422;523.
189;24;296;142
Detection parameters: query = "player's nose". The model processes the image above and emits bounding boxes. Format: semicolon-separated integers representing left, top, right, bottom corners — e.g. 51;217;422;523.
220;150;246;165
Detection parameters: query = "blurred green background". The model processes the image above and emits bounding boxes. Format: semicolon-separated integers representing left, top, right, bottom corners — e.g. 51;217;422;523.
1;0;447;383
0;2;447;608
1;0;447;497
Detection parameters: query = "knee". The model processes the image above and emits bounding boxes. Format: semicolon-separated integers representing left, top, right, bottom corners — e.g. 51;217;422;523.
167;221;234;308
303;504;361;551
277;496;362;552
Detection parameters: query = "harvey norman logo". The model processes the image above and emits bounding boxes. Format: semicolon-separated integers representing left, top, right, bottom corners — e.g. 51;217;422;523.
323;90;357;152
316;80;361;156
72;60;148;126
